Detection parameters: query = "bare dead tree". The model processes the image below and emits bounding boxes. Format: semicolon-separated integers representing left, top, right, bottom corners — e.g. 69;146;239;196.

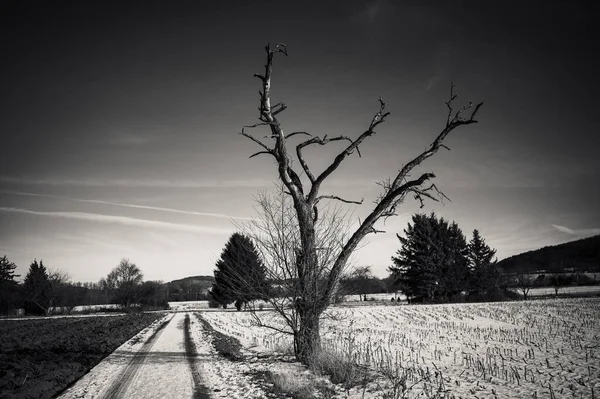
239;43;483;365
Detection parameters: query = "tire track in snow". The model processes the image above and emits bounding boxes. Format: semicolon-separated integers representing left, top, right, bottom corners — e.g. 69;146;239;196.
101;316;171;399
184;313;211;398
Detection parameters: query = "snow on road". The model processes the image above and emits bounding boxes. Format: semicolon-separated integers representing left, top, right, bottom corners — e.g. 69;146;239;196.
107;312;206;398
58;313;211;399
58;312;292;399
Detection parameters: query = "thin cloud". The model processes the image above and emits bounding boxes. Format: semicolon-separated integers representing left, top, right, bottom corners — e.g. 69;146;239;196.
551;224;600;236
0;189;252;220
0;176;273;188
0;207;233;234
0;176;381;189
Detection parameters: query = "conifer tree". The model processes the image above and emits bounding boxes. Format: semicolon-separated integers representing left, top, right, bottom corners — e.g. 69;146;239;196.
467;229;499;295
0;255;21;315
210;233;267;310
23;259;52;315
390;213;470;302
0;255;19;283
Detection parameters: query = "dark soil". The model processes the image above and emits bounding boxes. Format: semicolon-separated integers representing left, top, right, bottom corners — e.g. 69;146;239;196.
0;313;162;399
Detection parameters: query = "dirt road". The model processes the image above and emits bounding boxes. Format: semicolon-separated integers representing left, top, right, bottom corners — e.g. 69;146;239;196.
58;313;210;399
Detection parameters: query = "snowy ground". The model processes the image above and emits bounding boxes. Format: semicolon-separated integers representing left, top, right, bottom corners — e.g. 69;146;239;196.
202;298;600;398
57;298;600;398
57;311;326;399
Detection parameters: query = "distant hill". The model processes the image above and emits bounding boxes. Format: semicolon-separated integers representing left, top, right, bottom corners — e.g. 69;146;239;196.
165;275;215;301
168;275;215;285
497;235;600;274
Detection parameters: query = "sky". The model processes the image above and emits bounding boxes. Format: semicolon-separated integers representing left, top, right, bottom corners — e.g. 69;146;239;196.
1;0;599;282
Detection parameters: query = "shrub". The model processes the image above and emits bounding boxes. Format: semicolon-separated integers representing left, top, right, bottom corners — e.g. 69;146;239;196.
310;348;372;394
267;370;314;399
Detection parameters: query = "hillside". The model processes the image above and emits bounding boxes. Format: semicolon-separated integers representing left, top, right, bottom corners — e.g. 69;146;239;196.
497;235;600;274
166;275;215;301
168;275;215;285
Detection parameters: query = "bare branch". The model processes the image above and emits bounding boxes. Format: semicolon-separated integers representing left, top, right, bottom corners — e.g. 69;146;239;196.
308;99;389;203
296;134;358;184
244;122;272;129
445;82;458;127
286;131;311;139
249;150;272;159
239;129;272;153
249;312;293;335
389;89;482;192
272;102;287;116
315;195;364;205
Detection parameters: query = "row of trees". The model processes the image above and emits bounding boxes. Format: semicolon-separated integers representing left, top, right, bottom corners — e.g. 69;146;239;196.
389;213;500;302
0;257;168;316
209;212;502;311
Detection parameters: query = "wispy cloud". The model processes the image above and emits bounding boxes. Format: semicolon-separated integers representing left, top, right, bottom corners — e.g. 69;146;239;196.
0;176;273;188
0;189;252;220
0;207;233;234
551;224;600;236
0;176;382;189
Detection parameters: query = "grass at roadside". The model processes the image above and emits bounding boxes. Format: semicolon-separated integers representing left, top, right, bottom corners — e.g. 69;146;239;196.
0;313;162;399
194;313;243;361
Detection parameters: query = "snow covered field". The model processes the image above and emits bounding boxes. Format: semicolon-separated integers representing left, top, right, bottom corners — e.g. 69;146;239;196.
53;298;600;398
201;298;600;398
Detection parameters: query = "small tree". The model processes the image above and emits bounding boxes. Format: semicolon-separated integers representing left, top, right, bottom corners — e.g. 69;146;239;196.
240;187;354;357
105;259;144;308
467;229;499;296
338;266;386;301
0;255;21;316
549;273;572;297
47;269;72;314
23;259;52;315
514;271;534;300
210;233;268;310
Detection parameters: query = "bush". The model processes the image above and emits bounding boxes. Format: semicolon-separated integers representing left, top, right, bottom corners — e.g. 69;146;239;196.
266;370;314;399
311;348;372;393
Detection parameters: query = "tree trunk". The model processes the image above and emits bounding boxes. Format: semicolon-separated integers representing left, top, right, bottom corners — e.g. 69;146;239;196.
294;307;322;366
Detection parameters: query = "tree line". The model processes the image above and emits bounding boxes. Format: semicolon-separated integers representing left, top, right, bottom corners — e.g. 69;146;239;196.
0;257;168;317
207;212;506;310
389;212;501;303
209;211;592;312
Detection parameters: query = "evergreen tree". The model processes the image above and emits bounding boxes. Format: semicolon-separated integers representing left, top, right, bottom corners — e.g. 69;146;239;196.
467;229;499;295
0;255;19;283
210;233;267;310
23;259;52;315
0;255;21;315
389;213;470;302
437;221;470;299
